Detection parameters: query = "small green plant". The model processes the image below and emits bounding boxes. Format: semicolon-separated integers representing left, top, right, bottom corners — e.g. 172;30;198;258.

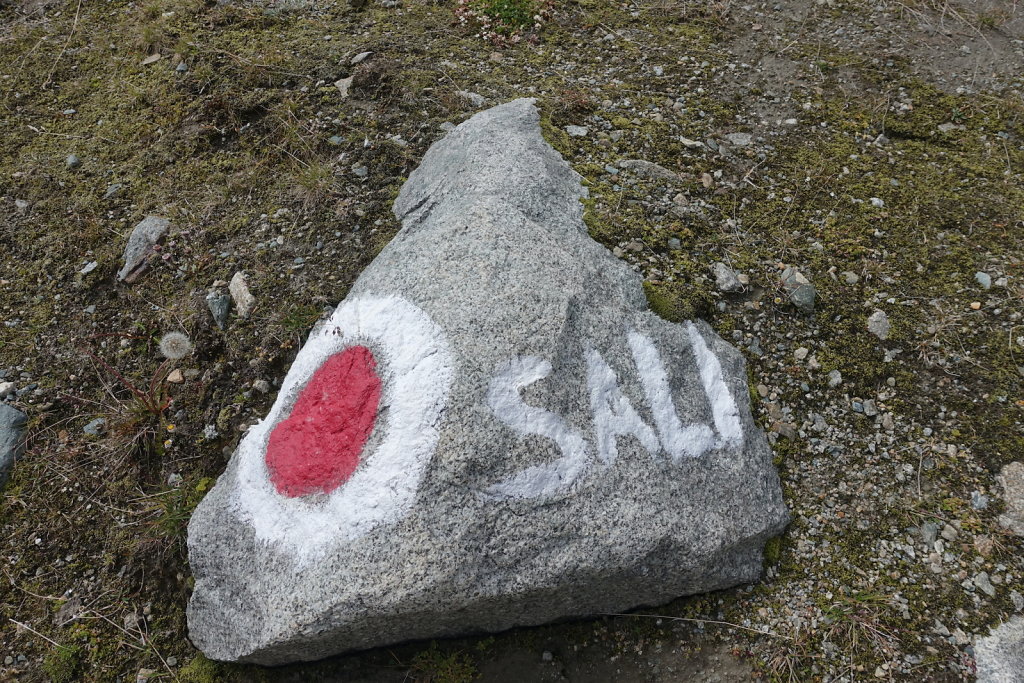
409;643;477;683
178;653;223;683
455;0;553;43
83;332;192;419
144;477;213;554
42;644;81;683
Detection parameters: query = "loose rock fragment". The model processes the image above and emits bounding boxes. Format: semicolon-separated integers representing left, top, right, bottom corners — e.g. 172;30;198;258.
780;267;816;313
116;216;171;283
617;159;678;181
867;309;891;340
228;272;255;319
0;403;27;491
206;292;231;330
713;262;744;293
334;76;354;98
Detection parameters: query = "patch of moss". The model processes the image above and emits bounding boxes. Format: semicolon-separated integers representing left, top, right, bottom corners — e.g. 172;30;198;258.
42;645;82;683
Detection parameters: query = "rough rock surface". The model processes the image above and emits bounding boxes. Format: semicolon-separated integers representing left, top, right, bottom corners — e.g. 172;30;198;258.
187;99;789;665
116;216;170;283
0;403;27;491
998;462;1024;536
975;616;1024;683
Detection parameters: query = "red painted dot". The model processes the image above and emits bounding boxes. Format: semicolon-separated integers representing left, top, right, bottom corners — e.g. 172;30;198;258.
265;345;382;497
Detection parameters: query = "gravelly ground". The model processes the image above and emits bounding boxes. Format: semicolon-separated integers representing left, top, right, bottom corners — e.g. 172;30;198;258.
1;0;1022;680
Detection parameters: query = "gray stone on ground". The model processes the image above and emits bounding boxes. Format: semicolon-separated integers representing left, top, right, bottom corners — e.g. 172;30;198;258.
975;616;1024;682
712;262;744;293
723;132;752;147
116;216;170;283
998;461;1024;536
780;267;816;313
0;403;27;491
228;272;255;319
83;418;107;436
187;99;789;665
867;309;891;340
334;76;354;98
206;292;231;330
616;159;678;181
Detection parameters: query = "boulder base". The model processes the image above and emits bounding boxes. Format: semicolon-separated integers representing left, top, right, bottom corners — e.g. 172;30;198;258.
187;99;788;665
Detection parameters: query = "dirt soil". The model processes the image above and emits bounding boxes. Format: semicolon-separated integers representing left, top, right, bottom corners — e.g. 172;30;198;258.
1;0;1022;680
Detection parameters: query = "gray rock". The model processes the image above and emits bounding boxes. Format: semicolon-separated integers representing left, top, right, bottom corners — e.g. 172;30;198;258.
206;292;231;330
712;262;743;293
229;272;255;319
723;132;752;147
334;76;354;98
998;462;1024;536
976;271;993;290
564;125;589;137
0;381;14;398
350;51;373;65
103;183;123;200
974;572;997;597
780;267;816;313
827;370;842;388
0;403;27;491
116;216;171;283
920;521;939;546
14;199;29;212
457;90;486;108
83;418;107;436
66;154;81;169
187;99;788;665
867;310;890;340
616;159;678;181
975;616;1024;682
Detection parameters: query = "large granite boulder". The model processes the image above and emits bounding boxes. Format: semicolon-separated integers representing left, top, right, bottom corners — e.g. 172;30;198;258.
187;99;789;665
975;616;1024;682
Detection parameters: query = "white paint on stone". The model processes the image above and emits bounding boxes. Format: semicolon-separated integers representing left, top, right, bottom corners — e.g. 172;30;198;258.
232;294;453;562
686;322;744;449
483;356;592;500
586;347;660;464
488;326;746;498
627;330;714;461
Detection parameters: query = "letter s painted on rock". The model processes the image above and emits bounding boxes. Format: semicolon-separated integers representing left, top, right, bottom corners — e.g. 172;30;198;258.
483;356;592;500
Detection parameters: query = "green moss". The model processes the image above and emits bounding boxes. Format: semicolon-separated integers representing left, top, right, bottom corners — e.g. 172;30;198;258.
409;643;477;683
42;645;82;683
178;654;223;683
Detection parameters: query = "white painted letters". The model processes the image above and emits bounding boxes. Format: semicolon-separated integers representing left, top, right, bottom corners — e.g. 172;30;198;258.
627;330;716;461
484;356;592;500
489;326;746;500
585;348;660;464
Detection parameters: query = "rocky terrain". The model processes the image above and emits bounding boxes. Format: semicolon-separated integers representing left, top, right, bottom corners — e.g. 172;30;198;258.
1;0;1022;680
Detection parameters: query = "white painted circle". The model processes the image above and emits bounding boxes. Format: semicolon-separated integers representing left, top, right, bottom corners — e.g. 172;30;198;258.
233;294;454;562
